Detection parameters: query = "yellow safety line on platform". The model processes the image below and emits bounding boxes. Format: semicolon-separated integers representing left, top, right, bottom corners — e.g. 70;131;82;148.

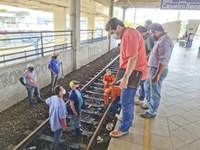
143;119;151;150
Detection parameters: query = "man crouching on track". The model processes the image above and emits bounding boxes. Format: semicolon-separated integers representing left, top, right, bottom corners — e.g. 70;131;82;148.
105;18;148;138
67;80;85;136
104;85;121;115
19;63;43;108
45;85;67;150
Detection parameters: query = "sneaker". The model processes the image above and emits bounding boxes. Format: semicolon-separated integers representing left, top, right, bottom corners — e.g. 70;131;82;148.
115;114;122;121
140;104;149;110
135;98;143;105
109;129;129;138
37;100;44;103
141;112;156;118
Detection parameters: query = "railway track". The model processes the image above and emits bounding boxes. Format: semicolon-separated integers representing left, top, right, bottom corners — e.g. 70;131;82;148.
13;55;120;150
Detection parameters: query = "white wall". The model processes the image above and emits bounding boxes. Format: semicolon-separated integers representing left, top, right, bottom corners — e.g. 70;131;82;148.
76;39;117;69
0;49;73;112
0;39;116;112
162;21;182;40
187;20;200;39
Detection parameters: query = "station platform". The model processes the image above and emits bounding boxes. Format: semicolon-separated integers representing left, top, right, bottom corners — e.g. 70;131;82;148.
108;41;200;150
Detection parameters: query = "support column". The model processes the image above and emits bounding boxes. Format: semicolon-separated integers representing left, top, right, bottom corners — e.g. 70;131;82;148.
133;8;137;25
122;7;127;22
109;0;114;20
87;14;95;30
69;0;80;70
177;11;180;21
108;0;114;51
53;7;66;31
53;7;67;44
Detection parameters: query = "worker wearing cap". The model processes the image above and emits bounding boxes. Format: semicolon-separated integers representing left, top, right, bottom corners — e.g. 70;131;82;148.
103;68;115;91
19;63;43;107
67;80;85;136
104;85;121;115
45;85;67;150
48;53;60;94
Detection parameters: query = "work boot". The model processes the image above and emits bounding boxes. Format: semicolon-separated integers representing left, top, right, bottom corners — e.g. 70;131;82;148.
135;98;143;106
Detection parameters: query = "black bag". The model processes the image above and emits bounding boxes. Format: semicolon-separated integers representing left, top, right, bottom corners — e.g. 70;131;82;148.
115;68;142;90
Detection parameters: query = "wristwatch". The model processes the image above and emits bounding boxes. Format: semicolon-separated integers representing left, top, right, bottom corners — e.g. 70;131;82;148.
124;74;130;79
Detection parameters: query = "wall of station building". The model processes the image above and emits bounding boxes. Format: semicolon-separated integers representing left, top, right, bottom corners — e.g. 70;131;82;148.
0;39;117;112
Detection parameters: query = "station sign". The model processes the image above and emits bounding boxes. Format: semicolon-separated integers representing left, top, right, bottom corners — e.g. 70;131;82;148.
160;0;200;10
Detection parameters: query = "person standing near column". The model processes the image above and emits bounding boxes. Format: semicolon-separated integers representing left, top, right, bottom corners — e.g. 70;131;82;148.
19;63;43;108
141;23;174;118
105;18;148;138
48;53;60;94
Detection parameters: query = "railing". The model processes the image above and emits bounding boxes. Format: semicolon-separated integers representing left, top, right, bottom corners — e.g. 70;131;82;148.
80;29;107;45
0;30;72;67
0;29;108;67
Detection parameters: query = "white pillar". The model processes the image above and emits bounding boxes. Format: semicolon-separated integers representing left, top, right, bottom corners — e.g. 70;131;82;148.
122;8;127;22
88;14;95;30
53;7;67;31
69;0;80;70
133;8;137;25
53;7;67;44
108;0;114;51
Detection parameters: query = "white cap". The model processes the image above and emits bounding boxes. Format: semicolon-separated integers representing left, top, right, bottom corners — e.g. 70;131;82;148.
27;63;34;68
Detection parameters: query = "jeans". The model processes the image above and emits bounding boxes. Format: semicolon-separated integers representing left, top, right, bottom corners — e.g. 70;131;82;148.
145;67;168;115
139;80;146;101
119;88;137;132
26;86;42;107
111;96;120;115
54;128;63;150
70;114;81;130
51;72;58;93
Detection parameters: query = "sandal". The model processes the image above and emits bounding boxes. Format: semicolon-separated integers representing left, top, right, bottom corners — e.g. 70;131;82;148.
109;129;129;138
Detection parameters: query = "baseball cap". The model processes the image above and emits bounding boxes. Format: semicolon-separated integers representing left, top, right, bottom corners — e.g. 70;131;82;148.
52;53;59;57
27;63;34;68
150;23;164;33
136;26;147;33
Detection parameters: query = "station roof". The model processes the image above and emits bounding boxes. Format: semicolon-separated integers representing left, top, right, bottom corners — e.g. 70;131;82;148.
94;0;160;8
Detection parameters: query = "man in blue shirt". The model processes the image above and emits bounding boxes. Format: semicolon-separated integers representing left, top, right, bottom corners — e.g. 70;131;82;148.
48;53;60;94
19;63;43;108
46;85;67;150
67;80;85;136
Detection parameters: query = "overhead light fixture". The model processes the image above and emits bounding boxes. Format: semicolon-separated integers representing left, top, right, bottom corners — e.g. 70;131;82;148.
107;0;119;3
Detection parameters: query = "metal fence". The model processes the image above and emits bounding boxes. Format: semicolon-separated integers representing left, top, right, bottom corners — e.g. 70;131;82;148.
80;29;107;45
0;29;107;67
0;30;72;67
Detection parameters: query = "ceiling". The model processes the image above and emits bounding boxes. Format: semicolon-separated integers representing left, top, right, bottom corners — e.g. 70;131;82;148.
94;0;161;8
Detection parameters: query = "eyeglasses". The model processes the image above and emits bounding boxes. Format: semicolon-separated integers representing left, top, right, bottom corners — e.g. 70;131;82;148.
149;30;156;35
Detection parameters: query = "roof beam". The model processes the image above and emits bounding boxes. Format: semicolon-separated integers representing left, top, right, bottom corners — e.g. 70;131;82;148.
117;0;160;2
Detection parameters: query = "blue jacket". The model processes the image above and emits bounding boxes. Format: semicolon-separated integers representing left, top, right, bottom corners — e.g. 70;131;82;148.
67;88;85;115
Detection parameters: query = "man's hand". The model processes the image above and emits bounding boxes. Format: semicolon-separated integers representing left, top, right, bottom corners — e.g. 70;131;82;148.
74;112;78;116
118;77;128;89
109;82;114;86
25;83;30;88
63;127;67;131
152;74;160;83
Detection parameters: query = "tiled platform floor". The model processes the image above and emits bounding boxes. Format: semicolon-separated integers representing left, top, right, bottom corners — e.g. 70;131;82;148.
108;41;200;150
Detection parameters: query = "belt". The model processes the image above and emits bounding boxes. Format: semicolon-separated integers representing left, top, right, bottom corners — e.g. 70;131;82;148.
148;66;157;69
